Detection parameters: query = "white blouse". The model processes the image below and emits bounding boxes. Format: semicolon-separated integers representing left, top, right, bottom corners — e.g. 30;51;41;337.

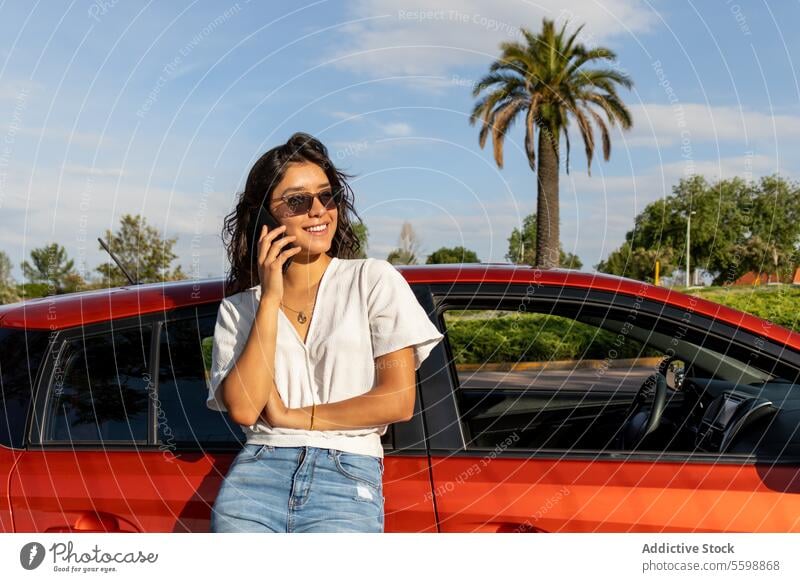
206;256;445;458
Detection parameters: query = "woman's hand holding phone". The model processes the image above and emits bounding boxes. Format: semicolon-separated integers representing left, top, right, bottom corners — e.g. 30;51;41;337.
254;222;301;429
257;224;302;304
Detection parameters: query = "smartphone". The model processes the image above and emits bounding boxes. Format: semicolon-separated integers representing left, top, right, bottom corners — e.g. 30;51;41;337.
248;200;297;275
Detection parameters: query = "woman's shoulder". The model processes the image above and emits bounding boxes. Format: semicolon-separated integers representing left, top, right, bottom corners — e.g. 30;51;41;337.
334;256;374;267
336;256;394;286
336;256;392;270
225;285;258;304
219;286;261;322
334;256;377;276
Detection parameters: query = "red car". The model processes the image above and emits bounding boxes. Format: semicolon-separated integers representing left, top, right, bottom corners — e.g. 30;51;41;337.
1;264;799;532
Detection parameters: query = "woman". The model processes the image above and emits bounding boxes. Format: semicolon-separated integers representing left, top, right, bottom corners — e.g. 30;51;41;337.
207;132;444;533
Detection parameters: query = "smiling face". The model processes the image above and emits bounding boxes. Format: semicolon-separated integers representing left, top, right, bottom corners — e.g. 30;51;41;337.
268;161;338;259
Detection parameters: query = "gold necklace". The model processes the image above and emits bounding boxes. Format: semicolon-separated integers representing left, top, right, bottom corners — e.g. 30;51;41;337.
280;300;315;324
281;260;329;324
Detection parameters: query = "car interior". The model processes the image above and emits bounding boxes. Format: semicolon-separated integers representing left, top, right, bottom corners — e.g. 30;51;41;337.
448;300;800;460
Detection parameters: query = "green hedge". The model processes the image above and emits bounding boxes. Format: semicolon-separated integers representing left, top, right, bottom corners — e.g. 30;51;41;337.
442;312;649;365
690;285;800;331
441;286;800;365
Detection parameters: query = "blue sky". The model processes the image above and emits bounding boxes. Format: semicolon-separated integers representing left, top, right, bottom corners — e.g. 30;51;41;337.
1;0;799;282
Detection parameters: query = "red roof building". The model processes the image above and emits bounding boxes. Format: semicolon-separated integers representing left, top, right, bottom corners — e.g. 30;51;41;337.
733;270;793;285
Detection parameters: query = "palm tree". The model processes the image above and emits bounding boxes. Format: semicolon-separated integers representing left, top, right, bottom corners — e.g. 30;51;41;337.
470;18;633;268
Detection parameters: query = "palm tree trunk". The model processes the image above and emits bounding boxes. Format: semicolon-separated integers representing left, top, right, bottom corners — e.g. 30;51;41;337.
535;124;560;268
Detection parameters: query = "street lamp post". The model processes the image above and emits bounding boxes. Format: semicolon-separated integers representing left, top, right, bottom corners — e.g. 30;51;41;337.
685;210;696;287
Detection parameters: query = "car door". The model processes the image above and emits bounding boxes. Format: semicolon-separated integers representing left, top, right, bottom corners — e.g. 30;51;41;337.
0;327;50;532
147;303;437;532
11;320;157;532
378;284;441;532
10;298;439;532
423;282;800;532
134;304;246;532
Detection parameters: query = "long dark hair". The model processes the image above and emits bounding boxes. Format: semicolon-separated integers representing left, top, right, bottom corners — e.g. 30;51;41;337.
221;132;364;297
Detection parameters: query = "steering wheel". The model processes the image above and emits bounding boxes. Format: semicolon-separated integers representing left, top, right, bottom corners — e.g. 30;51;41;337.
620;371;668;449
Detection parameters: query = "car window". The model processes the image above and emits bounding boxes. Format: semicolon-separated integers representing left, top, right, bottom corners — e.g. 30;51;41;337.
173;304;395;451
157;312;244;448
37;302;397;451
45;326;152;443
443;307;665;451
0;328;50;448
440;290;800;458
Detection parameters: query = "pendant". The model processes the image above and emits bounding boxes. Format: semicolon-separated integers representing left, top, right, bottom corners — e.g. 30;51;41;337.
297;312;307;324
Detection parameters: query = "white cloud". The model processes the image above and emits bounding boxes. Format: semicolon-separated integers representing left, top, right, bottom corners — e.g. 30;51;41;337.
380;121;413;136
332;0;655;76
62;165;128;178
561;153;777;199
327;135;441;164
0;79;42;100
0;124;110;147
0;164;233;282
628;103;800;147
328;110;367;121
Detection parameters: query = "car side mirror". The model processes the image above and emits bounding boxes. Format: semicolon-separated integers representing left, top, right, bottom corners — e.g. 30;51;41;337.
665;359;686;390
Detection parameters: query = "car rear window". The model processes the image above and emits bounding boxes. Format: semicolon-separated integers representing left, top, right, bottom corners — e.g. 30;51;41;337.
45;326;152;443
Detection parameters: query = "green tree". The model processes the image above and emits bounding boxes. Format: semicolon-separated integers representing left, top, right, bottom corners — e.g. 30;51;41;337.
351;221;369;259
595;241;676;283
95;214;185;286
387;222;420;265
20;243;82;294
745;175;800;281
506;212;582;269
387;249;417;265
626;176;749;282
0;250;20;304
0;250;14;287
426;246;480;264
599;174;800;284
707;176;800;285
471;18;633;268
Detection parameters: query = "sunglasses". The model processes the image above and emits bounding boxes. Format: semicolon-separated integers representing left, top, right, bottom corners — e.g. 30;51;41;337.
269;188;341;218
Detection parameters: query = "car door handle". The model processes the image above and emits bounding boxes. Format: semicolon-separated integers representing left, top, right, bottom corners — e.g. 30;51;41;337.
45;511;125;533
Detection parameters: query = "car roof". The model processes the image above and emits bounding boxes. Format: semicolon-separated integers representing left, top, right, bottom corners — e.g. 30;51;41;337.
1;262;798;351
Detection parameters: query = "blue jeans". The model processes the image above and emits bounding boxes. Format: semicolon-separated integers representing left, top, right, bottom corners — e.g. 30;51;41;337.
210;445;384;533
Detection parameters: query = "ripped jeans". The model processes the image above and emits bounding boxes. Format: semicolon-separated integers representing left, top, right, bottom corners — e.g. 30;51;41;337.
210;445;384;533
